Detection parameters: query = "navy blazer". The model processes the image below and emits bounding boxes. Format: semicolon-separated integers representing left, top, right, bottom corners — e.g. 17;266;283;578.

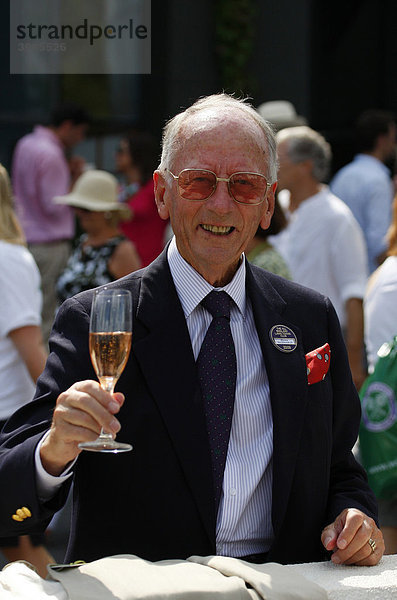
0;249;377;564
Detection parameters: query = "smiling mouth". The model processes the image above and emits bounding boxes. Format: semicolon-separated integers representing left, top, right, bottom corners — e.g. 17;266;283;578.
201;224;235;235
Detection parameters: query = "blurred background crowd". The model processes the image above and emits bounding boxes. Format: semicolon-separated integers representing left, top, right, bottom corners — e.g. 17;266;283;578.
1;0;397;574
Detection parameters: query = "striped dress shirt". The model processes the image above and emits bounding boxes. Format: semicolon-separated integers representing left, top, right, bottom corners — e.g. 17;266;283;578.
168;237;274;557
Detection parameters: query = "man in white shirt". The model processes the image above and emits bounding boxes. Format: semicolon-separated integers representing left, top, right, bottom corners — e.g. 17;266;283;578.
330;110;396;273
270;126;368;390
0;94;383;568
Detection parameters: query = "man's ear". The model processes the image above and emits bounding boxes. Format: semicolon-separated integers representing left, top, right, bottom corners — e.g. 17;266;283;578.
259;182;277;230
301;158;314;177
153;170;170;221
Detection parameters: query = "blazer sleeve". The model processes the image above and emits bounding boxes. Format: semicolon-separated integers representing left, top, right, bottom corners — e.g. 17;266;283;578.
325;297;378;525
0;296;93;537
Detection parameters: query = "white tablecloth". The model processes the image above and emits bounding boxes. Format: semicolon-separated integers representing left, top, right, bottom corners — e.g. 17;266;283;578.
1;554;397;600
290;554;397;599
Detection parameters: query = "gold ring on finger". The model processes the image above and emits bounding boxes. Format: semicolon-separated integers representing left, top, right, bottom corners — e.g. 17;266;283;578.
368;538;377;553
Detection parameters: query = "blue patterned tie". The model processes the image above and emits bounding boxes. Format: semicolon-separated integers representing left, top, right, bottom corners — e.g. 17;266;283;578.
197;291;237;509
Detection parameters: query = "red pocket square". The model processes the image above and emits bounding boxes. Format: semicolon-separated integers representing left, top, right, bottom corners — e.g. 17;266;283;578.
305;343;331;385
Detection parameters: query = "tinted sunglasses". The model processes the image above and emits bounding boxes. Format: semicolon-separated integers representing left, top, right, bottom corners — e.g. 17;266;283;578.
166;168;271;206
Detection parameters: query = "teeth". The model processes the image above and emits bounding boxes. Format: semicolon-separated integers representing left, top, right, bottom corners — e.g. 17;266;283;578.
202;224;232;234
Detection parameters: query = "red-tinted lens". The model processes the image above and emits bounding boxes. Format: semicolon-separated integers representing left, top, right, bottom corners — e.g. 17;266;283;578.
177;170;216;200
229;173;267;204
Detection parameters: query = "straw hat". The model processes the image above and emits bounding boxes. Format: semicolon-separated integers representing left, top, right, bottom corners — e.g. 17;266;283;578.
55;169;130;219
257;100;307;130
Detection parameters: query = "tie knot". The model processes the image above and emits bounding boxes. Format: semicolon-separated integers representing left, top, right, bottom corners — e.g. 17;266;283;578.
201;291;231;320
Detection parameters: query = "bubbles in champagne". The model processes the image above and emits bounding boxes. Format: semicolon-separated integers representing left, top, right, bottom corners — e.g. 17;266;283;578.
89;331;132;387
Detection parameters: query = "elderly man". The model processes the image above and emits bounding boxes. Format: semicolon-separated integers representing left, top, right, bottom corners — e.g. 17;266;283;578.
0;94;383;568
270;126;368;390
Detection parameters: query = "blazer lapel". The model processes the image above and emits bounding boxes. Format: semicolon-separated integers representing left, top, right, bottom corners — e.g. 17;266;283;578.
246;265;308;537
132;254;216;545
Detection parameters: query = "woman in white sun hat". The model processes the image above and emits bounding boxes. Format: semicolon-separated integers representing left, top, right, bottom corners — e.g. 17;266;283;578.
55;169;140;303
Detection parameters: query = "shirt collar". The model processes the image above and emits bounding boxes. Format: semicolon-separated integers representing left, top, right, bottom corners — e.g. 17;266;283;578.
167;236;246;318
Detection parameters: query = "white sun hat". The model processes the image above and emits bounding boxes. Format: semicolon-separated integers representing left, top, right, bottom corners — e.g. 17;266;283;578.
54;169;130;218
257;100;308;130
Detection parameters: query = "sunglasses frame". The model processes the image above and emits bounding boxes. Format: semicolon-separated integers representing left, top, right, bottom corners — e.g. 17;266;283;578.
166;168;272;206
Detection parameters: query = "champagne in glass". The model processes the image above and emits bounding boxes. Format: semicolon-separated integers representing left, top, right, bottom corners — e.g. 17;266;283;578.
78;288;132;453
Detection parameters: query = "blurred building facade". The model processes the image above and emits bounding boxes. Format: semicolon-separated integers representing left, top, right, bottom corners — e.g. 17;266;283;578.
1;0;396;175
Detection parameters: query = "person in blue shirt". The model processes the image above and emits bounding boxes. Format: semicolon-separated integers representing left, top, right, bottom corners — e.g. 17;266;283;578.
331;110;396;273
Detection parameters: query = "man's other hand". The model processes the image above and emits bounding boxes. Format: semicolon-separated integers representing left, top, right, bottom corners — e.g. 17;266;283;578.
322;508;384;566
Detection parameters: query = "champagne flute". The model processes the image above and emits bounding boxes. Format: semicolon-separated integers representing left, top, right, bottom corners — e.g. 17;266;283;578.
78;288;133;453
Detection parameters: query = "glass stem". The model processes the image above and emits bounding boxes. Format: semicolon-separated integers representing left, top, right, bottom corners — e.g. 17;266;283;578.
98;429;115;441
99;378;116;439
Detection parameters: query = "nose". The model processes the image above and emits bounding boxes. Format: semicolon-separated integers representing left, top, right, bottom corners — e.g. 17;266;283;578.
206;178;235;214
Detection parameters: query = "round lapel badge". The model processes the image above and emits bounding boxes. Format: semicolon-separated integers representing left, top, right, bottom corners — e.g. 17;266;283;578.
269;325;298;353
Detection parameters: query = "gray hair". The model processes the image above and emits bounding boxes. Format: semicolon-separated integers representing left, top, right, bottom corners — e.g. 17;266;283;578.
159;93;278;183
276;126;332;182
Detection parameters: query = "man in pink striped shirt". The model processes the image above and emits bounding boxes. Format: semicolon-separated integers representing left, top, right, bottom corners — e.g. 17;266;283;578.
12;103;89;343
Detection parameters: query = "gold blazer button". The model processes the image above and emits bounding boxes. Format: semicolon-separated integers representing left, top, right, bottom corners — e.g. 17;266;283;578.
12;506;32;521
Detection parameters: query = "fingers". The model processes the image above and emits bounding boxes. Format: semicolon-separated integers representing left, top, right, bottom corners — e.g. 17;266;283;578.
344;531;384;566
55;381;123;437
333;525;384;566
323;509;385;566
321;509;347;551
40;381;125;475
322;527;338;551
330;510;372;563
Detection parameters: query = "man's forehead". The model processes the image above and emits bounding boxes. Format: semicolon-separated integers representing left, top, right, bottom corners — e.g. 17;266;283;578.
178;107;266;146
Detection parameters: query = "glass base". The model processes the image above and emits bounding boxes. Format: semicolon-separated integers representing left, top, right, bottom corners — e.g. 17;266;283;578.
78;439;133;453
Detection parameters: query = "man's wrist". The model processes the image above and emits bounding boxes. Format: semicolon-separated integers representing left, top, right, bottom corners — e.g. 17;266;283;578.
35;432;75;501
39;431;77;477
